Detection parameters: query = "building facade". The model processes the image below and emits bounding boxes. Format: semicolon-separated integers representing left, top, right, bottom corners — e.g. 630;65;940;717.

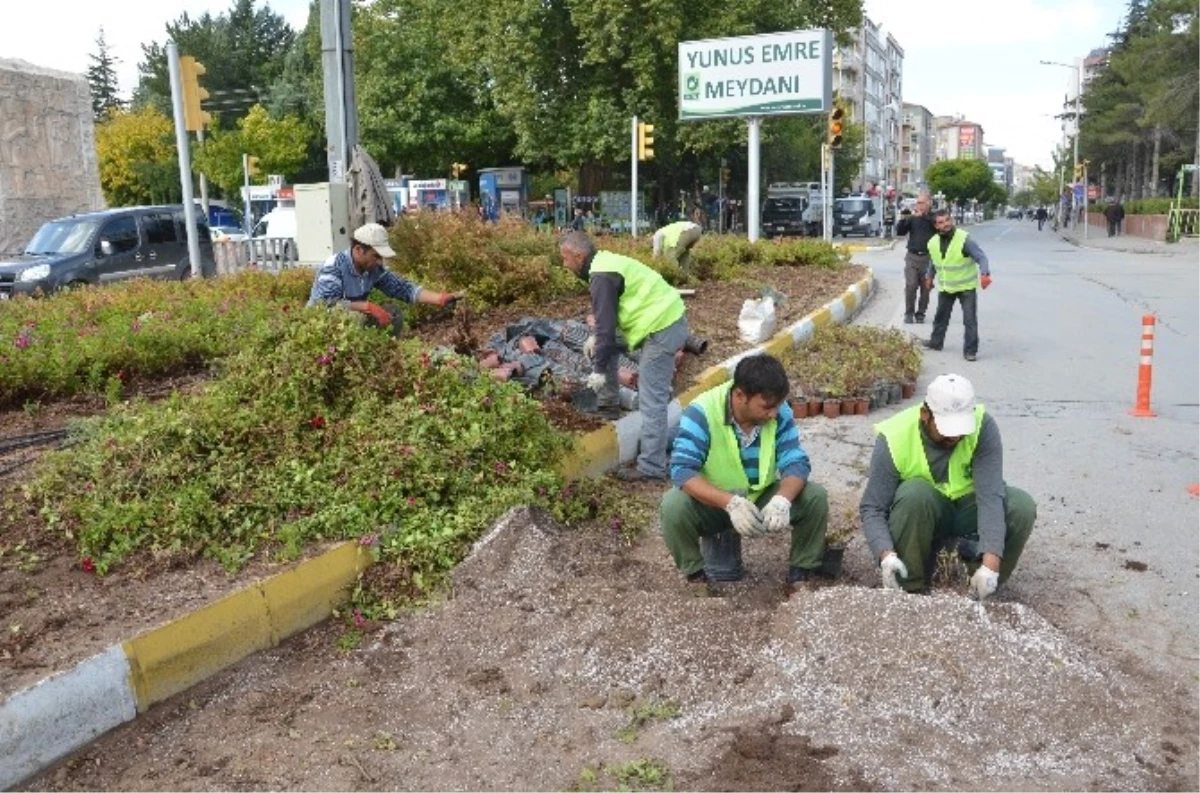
934;116;985;162
834;16;904;194
901;102;935;194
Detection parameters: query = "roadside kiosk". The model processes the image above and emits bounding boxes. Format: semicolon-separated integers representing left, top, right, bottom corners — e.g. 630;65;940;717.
478;167;529;221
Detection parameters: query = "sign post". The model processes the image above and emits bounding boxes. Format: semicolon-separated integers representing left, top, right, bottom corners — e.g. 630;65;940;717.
678;29;832;243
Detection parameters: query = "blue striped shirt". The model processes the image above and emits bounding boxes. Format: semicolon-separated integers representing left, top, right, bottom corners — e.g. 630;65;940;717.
307;250;422;307
670;394;811;489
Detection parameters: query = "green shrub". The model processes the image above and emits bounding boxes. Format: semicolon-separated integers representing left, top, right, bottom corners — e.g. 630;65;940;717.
1126;197;1199;215
30;309;573;583
782;324;921;398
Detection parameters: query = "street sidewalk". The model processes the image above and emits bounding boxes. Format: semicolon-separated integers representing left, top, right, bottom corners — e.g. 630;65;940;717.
1059;223;1199;258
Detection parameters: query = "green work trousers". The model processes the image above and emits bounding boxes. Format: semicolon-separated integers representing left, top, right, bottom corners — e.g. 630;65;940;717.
888;479;1036;591
660;480;828;577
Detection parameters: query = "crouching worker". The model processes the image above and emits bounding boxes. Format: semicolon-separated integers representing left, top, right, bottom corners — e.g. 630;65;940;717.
307;222;463;332
859;373;1036;599
660;355;829;596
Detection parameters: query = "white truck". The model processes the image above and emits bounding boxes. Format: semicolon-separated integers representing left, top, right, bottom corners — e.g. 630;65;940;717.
762;182;824;238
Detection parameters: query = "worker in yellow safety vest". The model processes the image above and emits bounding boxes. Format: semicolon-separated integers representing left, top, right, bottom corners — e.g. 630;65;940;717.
859;373;1036;598
559;231;689;481
651;220;702;274
922;210;993;362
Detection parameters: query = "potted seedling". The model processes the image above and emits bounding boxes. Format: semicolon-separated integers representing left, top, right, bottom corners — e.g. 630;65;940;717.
821;504;858;578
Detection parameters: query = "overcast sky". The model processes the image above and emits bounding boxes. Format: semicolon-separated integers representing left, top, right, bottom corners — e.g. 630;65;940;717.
3;0;1128;170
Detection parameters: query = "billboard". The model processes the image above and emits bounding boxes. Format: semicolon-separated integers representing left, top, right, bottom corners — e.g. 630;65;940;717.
678;29;831;120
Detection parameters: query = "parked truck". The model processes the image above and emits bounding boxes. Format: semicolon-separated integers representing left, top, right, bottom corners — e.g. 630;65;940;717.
762;182;823;238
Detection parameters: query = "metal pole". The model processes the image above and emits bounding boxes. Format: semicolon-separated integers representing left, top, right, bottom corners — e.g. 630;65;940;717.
821;143;831;243
747;116;761;242
197;127;210;224
631;116;638;237
242;153;253;264
167;42;203;279
718;157;725;234
1071;62;1081;228
1083;161;1089;239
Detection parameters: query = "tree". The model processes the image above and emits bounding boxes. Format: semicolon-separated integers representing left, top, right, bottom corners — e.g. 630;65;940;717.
87;27;124;121
192;105;311;201
95;107;179;206
924;159;997;205
132;0;295;128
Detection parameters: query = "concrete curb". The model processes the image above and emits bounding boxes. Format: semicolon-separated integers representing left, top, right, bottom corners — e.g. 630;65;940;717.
0;542;372;790
0;267;874;790
562;268;877;478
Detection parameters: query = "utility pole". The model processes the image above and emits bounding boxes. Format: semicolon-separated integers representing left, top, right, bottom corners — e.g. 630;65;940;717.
321;0;358;182
166;42;203;280
631;116;639;237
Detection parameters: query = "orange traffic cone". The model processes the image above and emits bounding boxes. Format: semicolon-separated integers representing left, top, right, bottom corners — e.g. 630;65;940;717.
1129;314;1157;418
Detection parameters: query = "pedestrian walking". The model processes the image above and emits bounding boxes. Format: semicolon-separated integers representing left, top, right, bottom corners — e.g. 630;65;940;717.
661;354;829;596
922;210;992;362
895;193;935;323
859;373;1036;597
558;231;689;481
651;220;702;274
307;223;462;333
1035;206;1048;231
1104;199;1125;237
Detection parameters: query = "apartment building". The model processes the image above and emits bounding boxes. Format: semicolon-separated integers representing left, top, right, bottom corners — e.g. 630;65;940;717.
833;17;904;193
901;103;935;194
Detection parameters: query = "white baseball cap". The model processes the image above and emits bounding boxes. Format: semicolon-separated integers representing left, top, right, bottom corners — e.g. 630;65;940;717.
925;374;976;437
352;223;397;258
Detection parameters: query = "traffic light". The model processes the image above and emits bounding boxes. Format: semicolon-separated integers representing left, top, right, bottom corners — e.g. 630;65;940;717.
637;122;655;161
828;107;845;149
1073;163;1084;181
721;166;730;185
247;156;260;179
179;56;210;131
450;162;468;178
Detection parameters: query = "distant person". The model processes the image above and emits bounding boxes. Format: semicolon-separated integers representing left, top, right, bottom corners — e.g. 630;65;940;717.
1104;199;1125;237
558;231;689;481
859;373;1036;597
662;354;829;596
652;220;702;274
571;209;585;231
307;223;463;333
895;193;935;324
1035;206;1048;231
922;210;991;362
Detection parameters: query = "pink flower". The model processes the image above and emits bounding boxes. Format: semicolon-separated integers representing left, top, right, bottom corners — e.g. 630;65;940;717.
309;415;326;429
358;533;379;547
352;609;366;629
80;557;96;574
14;334;30;350
318;354;332;365
493;461;508;473
130;320;142;333
406;496;417;507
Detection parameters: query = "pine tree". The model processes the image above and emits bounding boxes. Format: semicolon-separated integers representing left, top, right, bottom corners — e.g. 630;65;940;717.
87;27;124;122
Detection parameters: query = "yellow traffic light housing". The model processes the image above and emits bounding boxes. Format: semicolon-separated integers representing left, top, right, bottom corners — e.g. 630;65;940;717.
179;56;210;131
637;122;655;161
1073;163;1084;181
450;162;468;178
828;107;845;149
247;156;260;179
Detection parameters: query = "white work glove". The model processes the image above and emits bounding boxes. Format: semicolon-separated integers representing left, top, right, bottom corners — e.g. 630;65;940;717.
969;565;999;601
582;335;596;359
585;372;607;391
879;552;908;591
724;495;765;538
760;494;792;534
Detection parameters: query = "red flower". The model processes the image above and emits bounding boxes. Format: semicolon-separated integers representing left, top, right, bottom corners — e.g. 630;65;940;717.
309;415;326;429
80;557;96;574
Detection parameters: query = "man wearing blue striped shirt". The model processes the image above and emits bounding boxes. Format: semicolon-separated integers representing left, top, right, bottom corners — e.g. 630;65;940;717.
307;223;462;331
661;354;829;595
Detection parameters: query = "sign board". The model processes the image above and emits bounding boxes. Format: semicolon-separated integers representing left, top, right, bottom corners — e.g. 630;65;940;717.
678;29;831;120
267;174;284;189
1087;184;1099;199
491;169;524;187
409;179;448;191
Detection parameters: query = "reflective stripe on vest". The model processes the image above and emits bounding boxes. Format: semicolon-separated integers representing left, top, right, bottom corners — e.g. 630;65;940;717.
693;381;778;501
590;250;685;349
660;221;695;250
874;403;986;500
927;228;979;293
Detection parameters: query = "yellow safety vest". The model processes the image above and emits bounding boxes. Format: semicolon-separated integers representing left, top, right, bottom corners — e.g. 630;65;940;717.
927;229;980;293
590;250;685;349
875;403;986;500
693;381;778;501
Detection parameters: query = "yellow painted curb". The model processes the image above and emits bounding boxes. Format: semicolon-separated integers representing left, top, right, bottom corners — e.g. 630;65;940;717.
559;423;618;479
122;542;369;712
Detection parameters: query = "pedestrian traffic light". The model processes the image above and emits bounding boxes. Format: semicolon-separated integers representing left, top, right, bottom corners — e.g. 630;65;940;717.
247;156;260;179
637;122;655;161
828;107;845;149
179;56;210;132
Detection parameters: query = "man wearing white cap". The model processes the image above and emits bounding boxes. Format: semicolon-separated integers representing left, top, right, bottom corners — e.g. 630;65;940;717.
307;223;463;330
858;374;1036;599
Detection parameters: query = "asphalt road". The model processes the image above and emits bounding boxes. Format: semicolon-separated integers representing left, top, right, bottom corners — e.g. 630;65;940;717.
848;220;1200;684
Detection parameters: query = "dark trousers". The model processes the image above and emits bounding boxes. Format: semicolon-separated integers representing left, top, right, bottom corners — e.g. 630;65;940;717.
1037;218;1045;230
903;252;931;318
929;289;978;356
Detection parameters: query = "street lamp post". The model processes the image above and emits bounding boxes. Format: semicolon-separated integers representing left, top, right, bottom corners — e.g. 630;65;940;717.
1040;59;1082;229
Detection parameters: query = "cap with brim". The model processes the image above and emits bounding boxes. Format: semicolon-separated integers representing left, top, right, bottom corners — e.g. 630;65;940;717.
925;373;976;437
352;223;397;259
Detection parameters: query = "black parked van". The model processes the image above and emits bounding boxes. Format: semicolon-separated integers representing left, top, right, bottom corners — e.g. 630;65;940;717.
0;206;215;299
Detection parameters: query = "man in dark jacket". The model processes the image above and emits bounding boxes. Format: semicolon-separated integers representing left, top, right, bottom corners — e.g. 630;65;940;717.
895;193;935;323
1104;199;1125;237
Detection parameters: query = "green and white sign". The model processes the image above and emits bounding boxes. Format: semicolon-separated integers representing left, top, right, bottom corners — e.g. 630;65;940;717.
678;29;831;120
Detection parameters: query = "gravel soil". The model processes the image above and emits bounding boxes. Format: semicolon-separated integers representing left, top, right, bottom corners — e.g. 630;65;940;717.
25;505;1198;792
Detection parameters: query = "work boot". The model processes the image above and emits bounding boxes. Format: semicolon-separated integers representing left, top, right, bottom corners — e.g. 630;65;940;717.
683;335;710;356
922;340;943;351
610;466;666;483
915;314;926;323
784;567;821;597
964;353;977;362
904;314;914;324
686;570;714;597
